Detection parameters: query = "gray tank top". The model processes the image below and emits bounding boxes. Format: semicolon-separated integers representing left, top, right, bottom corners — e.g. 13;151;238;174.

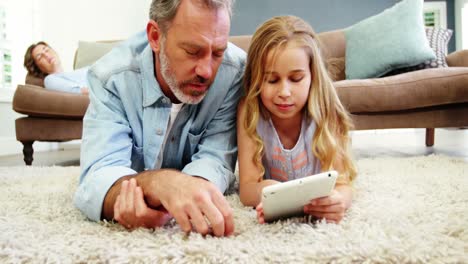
257;116;321;182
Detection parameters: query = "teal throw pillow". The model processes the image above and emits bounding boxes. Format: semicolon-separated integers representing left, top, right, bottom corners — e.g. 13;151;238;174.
345;0;436;79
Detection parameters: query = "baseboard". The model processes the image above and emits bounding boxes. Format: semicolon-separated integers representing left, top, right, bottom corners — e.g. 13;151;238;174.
0;137;59;156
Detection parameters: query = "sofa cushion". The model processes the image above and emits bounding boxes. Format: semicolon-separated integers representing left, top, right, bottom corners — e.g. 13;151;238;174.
13;85;89;119
344;0;435;79
447;50;468;67
15;117;84;142
335;67;468;113
229;35;251;52
74;41;120;69
385;28;453;76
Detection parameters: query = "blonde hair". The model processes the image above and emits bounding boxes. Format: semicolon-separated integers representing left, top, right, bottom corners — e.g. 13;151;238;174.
242;15;357;184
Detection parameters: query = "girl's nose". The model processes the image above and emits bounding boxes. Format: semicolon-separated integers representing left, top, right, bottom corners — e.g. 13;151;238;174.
278;82;291;97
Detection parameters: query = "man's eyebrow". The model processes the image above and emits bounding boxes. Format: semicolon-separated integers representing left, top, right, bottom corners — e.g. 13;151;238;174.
180;42;227;52
180;42;202;50
214;45;227;53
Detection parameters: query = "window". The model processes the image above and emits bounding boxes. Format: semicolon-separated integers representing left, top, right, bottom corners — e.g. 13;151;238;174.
0;5;12;90
423;2;447;28
0;0;38;102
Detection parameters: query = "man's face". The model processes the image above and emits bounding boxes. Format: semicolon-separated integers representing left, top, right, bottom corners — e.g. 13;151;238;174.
154;0;230;104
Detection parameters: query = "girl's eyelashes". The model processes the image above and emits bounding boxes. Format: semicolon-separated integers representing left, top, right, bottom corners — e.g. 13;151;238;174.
265;75;304;84
267;78;278;84
290;76;304;82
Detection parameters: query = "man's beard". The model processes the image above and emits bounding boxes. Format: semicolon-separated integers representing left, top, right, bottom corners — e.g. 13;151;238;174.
159;38;209;104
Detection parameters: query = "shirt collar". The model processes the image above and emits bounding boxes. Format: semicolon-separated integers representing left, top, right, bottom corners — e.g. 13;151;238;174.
140;43;168;107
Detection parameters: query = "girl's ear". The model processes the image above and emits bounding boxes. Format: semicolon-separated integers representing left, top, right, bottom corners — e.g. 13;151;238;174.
147;20;161;53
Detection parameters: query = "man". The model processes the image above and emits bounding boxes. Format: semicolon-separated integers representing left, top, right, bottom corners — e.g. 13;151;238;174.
74;0;245;237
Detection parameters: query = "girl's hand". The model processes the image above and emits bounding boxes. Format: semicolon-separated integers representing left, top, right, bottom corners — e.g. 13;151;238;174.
256;202;266;224
303;189;348;223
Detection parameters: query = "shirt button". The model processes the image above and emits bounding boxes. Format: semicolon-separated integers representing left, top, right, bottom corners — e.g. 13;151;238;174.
162;98;167;104
156;129;163;135
171;136;175;142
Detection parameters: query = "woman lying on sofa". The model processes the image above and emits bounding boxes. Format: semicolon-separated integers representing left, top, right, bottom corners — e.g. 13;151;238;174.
24;41;89;95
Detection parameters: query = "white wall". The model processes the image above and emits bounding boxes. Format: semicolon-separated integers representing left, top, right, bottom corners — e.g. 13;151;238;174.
455;0;468;50
40;0;152;71
0;0;152;156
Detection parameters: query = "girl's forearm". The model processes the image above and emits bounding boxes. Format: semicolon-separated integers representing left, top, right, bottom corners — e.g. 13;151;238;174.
239;179;278;207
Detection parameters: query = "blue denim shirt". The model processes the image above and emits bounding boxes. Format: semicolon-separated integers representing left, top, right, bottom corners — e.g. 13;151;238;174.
74;31;246;221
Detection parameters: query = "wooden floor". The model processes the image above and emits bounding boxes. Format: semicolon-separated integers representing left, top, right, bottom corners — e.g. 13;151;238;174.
0;128;467;166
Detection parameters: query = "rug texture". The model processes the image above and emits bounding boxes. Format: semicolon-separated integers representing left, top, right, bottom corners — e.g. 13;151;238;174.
0;155;467;263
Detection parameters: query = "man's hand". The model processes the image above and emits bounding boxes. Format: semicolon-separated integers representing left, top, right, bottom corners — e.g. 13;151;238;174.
154;172;234;237
114;178;172;229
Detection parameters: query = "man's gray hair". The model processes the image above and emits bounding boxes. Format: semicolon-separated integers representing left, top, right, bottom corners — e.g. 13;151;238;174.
149;0;235;33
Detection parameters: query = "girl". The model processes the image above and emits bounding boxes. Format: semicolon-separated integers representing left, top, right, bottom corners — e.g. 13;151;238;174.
237;15;357;224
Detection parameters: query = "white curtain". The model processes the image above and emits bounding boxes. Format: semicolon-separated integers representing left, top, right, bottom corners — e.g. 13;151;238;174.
462;0;468;49
455;0;468;50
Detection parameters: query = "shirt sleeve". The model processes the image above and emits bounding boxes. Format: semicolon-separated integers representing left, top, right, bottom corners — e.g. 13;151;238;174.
44;67;88;94
182;64;244;193
73;69;136;222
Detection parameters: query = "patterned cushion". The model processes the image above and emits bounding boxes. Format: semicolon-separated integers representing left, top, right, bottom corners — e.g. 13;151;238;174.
385;27;453;76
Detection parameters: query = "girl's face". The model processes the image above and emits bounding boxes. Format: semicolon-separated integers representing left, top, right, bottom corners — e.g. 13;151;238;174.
260;43;311;122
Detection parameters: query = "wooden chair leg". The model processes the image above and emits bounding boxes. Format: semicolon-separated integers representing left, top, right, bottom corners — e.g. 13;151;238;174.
425;128;434;147
21;141;34;165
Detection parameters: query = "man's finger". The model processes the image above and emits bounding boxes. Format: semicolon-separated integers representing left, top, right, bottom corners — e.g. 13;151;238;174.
171;206;192;233
120;180;129;211
186;203;210;235
126;178;136;215
135;186;147;218
211;191;234;236
199;198;224;237
114;194;121;221
134;186;172;228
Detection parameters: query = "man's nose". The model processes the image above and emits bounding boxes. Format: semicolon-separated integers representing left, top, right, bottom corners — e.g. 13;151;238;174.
195;56;213;80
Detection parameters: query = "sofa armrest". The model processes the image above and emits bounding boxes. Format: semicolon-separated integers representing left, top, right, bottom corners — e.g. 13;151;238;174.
447;50;468;67
13;84;89;119
25;73;45;87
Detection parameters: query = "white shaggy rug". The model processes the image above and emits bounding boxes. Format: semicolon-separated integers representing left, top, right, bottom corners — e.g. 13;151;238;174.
0;155;467;263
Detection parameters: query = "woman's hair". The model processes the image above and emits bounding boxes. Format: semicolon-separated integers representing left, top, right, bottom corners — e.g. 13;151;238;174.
149;0;235;33
23;41;49;78
242;15;357;184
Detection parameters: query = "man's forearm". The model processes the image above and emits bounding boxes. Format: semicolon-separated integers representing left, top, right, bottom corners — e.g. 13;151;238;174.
101;175;133;221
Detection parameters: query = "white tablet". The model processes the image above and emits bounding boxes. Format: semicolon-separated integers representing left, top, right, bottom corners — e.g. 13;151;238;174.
261;170;338;222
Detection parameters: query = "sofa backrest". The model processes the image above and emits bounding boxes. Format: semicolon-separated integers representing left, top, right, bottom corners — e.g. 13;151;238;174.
73;40;120;69
74;30;347;81
228;30;346;81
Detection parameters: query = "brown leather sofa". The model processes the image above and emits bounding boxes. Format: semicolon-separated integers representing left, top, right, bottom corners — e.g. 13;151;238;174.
12;30;468;165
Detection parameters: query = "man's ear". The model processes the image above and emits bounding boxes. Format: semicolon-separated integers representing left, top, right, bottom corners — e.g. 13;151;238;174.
147;20;161;53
